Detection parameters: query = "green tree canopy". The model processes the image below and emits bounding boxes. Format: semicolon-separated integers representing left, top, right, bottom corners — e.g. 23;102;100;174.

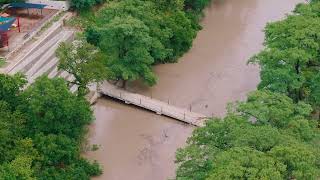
176;91;320;180
0;74;26;110
87;0;196;63
250;0;320;111
0;74;101;179
176;115;320;180
34;133;79;167
207;147;286;180
98;15;157;86
235;90;312;128
56;38;109;97
19;76;93;139
82;0;198;87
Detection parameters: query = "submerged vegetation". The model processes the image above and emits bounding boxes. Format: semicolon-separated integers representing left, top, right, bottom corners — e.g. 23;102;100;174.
176;0;320;179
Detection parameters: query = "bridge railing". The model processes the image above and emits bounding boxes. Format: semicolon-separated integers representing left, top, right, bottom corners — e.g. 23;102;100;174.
100;84;206;126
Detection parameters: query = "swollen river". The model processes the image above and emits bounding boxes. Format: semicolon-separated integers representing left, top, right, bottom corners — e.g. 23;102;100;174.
86;0;303;179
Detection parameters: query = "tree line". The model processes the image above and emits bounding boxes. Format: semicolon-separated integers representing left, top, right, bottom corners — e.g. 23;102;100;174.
175;0;320;179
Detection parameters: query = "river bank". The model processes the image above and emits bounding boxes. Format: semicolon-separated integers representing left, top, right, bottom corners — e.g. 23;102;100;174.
85;0;303;179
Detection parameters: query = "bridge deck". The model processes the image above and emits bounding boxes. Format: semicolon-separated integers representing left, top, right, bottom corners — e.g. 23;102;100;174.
99;82;207;127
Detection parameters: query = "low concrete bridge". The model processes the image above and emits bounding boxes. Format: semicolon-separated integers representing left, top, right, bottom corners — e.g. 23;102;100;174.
98;82;207;127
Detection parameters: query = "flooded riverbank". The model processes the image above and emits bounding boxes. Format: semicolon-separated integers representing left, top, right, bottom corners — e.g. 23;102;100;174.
86;0;303;179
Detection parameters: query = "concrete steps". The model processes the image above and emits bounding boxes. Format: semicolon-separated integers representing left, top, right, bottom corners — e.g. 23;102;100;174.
7;28;75;90
30;31;74;76
24;26;63;60
58;70;69;79
25;40;60;77
8;27;63;75
29;57;58;83
27;31;74;83
66;74;75;83
48;66;58;78
6;26;79;94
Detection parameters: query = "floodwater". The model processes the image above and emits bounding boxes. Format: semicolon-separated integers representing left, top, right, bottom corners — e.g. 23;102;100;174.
86;0;303;179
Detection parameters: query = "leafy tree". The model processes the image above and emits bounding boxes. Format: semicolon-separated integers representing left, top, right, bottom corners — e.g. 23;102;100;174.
162;10;197;60
184;0;212;12
98;15;157;86
176;114;320;179
83;0;197;87
249;7;320;110
38;159;102;180
207;147;286;180
294;1;320;17
0;101;38;180
56;38;109;97
294;1;320;116
176;91;320;179
88;0;196;63
149;0;184;10
309;74;320;110
269;143;320;179
0;101;27;162
235;90;320;141
0;156;35;180
0;74;101;179
34;133;79;167
0;74;26;110
235;90;312;128
93;0;172;62
19;76;93;139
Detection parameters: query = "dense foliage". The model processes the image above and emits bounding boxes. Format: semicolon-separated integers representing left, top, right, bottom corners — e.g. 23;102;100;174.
0;74;101;179
184;0;212;12
176;1;320;179
68;0;216;86
176;91;320;179
73;0;211;86
250;0;320;116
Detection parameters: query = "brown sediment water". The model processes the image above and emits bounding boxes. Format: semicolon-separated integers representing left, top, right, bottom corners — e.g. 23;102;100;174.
86;0;303;179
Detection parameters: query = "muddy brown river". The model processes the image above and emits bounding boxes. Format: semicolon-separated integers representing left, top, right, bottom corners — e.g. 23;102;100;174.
85;0;303;179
